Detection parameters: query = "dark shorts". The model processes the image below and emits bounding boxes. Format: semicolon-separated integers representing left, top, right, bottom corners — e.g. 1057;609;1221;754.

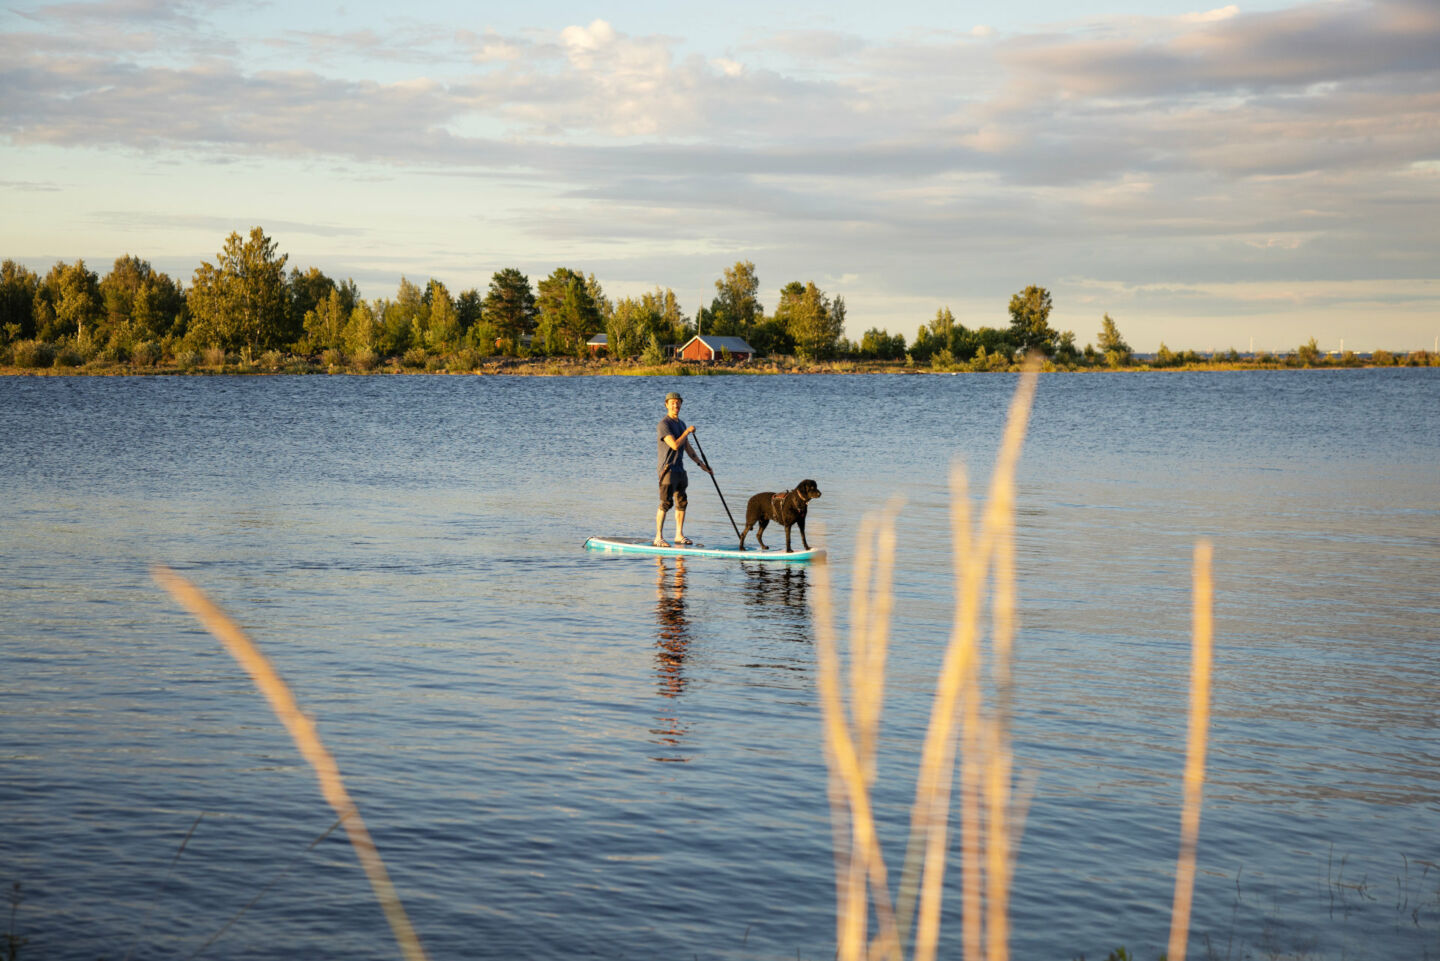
659;471;689;511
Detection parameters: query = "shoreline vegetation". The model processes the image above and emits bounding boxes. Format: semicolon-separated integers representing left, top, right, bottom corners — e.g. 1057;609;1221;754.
4;350;1439;378
5;227;1435;379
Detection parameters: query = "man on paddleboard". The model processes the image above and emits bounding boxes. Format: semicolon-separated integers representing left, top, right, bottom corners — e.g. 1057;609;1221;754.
655;391;711;547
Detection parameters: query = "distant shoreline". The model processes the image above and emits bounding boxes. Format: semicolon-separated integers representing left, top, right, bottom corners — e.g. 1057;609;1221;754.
2;355;1436;378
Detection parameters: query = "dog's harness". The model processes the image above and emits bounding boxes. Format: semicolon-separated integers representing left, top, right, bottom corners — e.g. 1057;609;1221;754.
772;490;792;511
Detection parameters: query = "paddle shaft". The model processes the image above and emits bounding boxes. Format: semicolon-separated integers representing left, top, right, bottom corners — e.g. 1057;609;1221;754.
689;431;744;544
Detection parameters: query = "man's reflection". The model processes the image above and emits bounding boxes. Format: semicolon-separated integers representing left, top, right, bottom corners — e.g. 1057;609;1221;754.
651;556;691;761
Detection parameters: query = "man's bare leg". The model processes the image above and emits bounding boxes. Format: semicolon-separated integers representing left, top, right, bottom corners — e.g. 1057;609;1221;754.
655;507;670;547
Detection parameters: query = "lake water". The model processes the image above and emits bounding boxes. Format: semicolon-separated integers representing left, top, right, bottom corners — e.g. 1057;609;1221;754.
1;370;1437;961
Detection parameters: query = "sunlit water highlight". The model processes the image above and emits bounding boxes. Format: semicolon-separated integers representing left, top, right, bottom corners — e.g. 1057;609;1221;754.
1;370;1437;960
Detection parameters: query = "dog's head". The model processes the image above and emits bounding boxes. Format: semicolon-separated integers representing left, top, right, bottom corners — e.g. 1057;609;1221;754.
797;479;822;501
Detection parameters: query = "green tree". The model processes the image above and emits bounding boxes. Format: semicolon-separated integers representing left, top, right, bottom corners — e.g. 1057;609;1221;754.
586;273;613;325
37;260;102;344
456;289;483;331
777;281;843;360
341;303;382;355
1007;285;1058;356
483;268;537;353
909;324;940;362
187;228;291;350
745;316;792;356
1295;337;1323;366
1055;330;1079;364
643;287;690;346
536;267;602;356
708;260;762;336
930;306;955;348
859;327;906;360
377;277;424;356
608;295;663;360
286;267;339;345
1097;312;1129;353
423;279;461;351
99;255;186;348
301;289;350;352
0;261;40;343
1097;313;1131;367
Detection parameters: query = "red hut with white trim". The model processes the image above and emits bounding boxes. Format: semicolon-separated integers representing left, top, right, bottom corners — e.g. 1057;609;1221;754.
678;335;755;362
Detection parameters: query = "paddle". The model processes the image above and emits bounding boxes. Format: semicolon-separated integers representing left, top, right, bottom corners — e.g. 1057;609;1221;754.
689;430;744;545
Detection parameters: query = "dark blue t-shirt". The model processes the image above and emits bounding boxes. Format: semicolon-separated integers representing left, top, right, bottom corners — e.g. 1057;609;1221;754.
657;416;687;479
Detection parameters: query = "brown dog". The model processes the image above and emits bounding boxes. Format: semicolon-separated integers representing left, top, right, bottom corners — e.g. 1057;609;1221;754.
740;479;822;552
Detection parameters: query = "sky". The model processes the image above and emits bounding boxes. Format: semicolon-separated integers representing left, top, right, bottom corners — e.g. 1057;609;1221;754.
2;0;1437;352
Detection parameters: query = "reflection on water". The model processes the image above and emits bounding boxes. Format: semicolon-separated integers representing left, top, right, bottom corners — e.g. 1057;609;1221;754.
742;561;809;611
741;561;812;649
651;557;691;761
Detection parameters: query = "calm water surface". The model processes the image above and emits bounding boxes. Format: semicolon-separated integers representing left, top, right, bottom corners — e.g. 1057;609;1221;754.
2;370;1437;960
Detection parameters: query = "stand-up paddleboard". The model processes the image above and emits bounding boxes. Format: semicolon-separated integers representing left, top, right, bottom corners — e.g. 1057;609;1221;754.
584;536;825;562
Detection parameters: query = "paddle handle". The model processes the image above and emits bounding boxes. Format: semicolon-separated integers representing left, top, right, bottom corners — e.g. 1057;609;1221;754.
690;431;744;545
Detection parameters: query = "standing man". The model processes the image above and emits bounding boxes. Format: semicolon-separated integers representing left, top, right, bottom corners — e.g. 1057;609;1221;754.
655;391;711;547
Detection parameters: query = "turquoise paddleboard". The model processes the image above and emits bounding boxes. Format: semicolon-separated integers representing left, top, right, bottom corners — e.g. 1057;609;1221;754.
584;536;825;562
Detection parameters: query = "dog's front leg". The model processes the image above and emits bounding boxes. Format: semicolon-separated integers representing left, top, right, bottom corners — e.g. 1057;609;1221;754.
797;516;809;551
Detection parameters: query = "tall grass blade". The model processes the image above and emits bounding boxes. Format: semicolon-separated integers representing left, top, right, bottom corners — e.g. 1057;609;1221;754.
153;566;429;961
824;361;1039;961
814;549;902;961
1167;541;1214;961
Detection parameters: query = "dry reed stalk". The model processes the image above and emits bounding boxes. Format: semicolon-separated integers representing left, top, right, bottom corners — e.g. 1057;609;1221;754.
1167;541;1214;961
820;362;1041;961
814;552;902;961
153;566;429;961
915;364;1039;961
984;409;1020;961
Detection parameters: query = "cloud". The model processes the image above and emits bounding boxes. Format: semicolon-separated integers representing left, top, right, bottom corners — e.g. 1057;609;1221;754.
999;0;1439;100
0;178;64;191
23;0;201;26
1;0;1437;343
92;211;367;237
11;0;235;55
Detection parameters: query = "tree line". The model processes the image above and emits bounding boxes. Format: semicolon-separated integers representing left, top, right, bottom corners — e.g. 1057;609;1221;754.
0;227;855;368
3;227;1433;371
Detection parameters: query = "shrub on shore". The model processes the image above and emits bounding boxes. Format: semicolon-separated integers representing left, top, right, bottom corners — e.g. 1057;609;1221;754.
132;341;162;367
12;341;55;369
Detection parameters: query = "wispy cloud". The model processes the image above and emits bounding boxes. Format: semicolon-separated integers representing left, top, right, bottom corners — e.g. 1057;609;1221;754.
92;211;367;236
0;178;64;191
